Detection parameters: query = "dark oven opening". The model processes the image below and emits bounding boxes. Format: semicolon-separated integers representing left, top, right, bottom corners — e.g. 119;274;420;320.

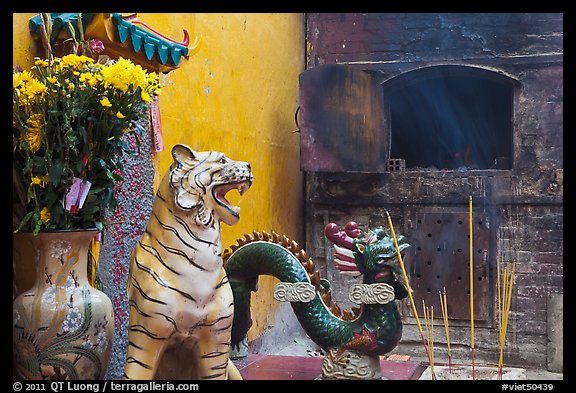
384;65;515;171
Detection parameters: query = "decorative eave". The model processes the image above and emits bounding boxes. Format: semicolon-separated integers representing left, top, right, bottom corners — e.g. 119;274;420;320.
29;13;199;73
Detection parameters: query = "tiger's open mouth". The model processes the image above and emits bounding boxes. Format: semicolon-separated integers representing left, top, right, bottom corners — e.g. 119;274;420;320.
213;180;252;216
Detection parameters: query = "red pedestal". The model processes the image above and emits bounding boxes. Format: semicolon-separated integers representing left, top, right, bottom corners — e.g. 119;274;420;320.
233;354;425;380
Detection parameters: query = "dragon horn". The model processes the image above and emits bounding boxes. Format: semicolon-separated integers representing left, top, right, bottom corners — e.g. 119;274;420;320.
344;221;363;238
325;223;355;250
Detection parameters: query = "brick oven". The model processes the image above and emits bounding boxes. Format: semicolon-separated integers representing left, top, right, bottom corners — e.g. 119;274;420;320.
300;13;562;370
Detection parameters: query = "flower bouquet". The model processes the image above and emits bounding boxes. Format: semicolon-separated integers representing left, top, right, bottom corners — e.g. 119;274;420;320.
13;53;162;234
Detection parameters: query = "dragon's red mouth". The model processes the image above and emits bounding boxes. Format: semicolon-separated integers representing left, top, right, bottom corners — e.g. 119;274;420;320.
374;270;391;280
328;222;362;277
333;244;361;277
327;222;380;278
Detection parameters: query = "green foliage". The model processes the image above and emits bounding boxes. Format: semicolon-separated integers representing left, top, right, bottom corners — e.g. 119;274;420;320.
13;54;161;234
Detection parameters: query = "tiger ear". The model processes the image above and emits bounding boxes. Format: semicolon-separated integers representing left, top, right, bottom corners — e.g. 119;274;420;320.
172;144;197;165
170;144;201;211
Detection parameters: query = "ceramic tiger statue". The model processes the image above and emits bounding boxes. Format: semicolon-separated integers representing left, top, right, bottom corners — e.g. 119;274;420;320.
123;144;253;380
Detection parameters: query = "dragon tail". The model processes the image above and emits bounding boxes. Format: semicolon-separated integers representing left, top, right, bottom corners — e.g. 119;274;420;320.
222;231;361;352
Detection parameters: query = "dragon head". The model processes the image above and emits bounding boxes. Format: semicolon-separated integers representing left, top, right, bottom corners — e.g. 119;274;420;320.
325;221;410;299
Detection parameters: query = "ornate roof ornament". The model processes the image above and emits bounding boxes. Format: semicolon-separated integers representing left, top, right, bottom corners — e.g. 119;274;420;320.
29;13;198;73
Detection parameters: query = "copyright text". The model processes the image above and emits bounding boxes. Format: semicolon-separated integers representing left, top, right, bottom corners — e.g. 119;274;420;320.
12;382;200;393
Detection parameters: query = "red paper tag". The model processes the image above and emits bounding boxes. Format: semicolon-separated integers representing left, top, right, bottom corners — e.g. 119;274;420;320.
150;95;164;152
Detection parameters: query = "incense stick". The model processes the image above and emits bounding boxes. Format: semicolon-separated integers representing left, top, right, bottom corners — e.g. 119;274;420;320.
498;259;516;379
430;306;435;379
422;300;436;380
497;257;502;333
499;261;509;379
385;210;433;374
439;287;453;373
469;195;475;379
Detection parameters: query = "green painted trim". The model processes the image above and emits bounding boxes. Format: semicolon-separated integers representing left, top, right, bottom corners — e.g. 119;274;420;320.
29;13;96;41
110;13;189;66
29;13;189;67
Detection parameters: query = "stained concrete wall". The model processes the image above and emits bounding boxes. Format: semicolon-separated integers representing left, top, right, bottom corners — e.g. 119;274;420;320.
547;293;563;373
303;13;563;370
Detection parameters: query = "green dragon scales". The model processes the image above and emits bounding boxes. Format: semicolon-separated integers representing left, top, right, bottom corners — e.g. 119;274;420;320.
222;221;410;359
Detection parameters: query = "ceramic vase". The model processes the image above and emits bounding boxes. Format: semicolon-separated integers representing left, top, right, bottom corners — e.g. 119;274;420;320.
13;229;114;380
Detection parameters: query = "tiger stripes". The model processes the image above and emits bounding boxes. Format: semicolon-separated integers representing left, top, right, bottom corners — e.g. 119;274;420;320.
123;144;252;380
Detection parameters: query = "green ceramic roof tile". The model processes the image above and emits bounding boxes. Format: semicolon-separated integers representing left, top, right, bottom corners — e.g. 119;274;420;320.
110;13;189;67
29;13;96;41
117;22;131;44
129;29;143;52
144;39;157;61
29;13;189;67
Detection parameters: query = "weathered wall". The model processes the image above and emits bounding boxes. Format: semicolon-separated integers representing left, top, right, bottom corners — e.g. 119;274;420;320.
13;13;305;379
304;13;562;370
134;13;305;351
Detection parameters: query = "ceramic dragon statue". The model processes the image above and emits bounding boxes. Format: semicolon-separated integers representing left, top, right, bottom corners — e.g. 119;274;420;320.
222;221;411;379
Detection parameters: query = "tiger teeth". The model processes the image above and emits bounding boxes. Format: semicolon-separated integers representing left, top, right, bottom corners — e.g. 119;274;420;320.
237;181;250;196
239;184;246;195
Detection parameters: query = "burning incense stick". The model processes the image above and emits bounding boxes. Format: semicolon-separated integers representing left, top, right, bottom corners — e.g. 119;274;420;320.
385;210;433;372
497;257;502;334
469;195;475;379
439;287;453;373
422;300;436;380
498;259;516;379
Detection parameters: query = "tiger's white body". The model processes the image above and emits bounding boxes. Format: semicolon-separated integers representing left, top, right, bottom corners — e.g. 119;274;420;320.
123;144;253;380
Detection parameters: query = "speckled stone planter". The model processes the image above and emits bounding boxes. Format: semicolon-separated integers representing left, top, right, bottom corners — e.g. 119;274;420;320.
419;365;526;380
13;230;114;380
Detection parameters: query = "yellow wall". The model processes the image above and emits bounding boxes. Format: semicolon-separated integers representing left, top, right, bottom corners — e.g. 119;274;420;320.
13;13;38;70
13;13;305;342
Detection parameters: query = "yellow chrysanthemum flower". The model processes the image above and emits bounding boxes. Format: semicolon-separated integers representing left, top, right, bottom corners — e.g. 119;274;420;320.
13;74;22;90
148;72;159;84
23;78;48;101
34;58;49;67
13;70;33;89
31;175;50;187
116;111;125;119
16;93;27;107
21;70;33;82
100;57;150;93
100;96;112;107
40;207;51;224
60;54;94;71
23;127;43;153
141;90;151;103
26;114;44;129
79;72;98;87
